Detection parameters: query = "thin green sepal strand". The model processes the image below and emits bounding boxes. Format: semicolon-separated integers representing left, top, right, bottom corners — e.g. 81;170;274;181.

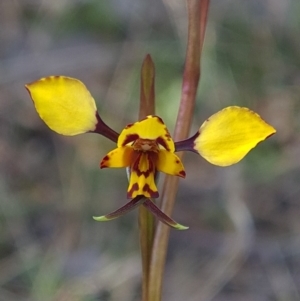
143;199;189;230
93;195;145;221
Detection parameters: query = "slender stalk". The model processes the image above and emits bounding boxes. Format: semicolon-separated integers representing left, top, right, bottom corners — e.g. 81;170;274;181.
93;113;119;142
139;54;155;118
138;54;156;301
148;1;210;300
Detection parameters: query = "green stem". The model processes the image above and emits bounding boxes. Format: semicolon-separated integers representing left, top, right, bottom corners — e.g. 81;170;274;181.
138;54;156;301
147;1;210;300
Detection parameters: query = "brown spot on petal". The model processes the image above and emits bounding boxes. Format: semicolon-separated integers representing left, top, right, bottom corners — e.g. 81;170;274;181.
164;132;172;141
127;183;139;199
143;184;159;198
125;123;134;129
156;136;170;151
122;134;139;146
131;152;157;178
100;155;110;168
102;155;109;161
179;170;186;178
155;116;164;125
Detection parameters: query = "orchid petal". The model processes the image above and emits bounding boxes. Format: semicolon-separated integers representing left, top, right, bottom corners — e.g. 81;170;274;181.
156;150;186;178
194;106;276;166
26;76;98;136
101;146;134;168
118;116;175;152
127;153;159;199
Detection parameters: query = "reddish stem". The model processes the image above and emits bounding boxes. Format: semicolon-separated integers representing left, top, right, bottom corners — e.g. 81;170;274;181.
148;1;210;300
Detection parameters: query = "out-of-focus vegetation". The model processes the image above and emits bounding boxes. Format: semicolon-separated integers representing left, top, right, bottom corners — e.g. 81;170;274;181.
0;1;299;300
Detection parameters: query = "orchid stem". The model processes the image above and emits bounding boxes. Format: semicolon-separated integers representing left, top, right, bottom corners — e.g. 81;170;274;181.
147;1;210;300
138;54;156;301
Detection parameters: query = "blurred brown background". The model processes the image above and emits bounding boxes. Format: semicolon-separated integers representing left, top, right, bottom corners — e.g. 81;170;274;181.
0;0;299;300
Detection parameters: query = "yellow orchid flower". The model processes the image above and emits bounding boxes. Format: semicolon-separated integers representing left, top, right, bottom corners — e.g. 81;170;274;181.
100;116;186;199
25;76;276;229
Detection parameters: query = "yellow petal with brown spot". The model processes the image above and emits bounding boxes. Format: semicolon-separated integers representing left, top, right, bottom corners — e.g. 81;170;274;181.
156;150;186;177
100;146;134;168
127;152;159;199
118;115;175;152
